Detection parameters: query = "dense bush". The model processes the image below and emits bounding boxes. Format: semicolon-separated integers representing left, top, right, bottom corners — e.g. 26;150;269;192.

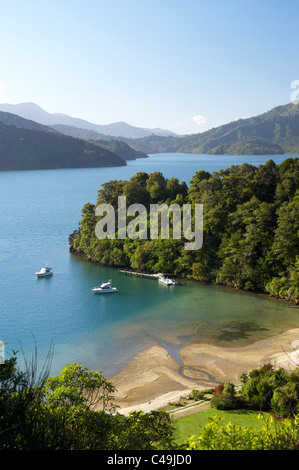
187;388;214;400
240;364;299;418
208;364;299;418
186;414;299;450
0;353;175;450
211;382;241;410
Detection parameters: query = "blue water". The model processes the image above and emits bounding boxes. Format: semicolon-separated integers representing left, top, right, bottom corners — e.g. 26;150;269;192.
0;153;298;376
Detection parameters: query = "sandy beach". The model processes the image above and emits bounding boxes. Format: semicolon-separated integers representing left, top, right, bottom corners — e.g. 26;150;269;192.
109;327;299;414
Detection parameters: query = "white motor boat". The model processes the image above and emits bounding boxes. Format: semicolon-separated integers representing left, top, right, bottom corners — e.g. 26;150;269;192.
92;280;118;294
158;275;178;286
36;266;53;277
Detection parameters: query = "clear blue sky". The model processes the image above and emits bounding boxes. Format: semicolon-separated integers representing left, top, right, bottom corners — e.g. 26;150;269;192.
0;0;298;134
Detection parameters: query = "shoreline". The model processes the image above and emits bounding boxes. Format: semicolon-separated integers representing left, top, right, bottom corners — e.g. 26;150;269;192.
107;327;299;414
69;253;299;412
69;251;299;306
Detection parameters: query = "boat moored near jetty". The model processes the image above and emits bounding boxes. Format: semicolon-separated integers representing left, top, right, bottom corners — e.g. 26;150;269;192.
158;275;178;286
35;266;53;277
92;280;118;294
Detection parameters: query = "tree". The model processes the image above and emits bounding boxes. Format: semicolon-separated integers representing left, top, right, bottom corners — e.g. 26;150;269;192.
0;346;53;449
123;172;150;207
0;353;175;450
188;170;211;203
146;172;167;203
269;190;299;272
44;362;115;411
275;157;299;204
240;364;291;413
97;180;125;206
217;197;275;289
110;411;175;450
77;202;97;253
211;382;241;410
271;370;299;419
166;177;188;203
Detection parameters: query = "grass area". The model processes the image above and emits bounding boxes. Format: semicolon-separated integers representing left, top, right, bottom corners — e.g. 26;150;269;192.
174;408;271;446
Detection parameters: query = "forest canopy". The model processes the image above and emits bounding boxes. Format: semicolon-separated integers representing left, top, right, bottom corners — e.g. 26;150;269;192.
69;158;299;303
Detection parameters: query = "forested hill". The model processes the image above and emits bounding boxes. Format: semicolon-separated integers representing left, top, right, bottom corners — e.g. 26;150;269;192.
69;158;299;303
49;123;149;160
0;112;126;170
124;102;299;155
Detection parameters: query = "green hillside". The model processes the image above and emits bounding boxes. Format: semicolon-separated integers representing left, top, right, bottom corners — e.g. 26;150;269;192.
125;102;299;155
0;114;126;171
49;124;148;160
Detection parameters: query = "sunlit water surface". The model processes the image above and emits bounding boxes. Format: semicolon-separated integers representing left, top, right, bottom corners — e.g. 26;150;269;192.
0;153;297;376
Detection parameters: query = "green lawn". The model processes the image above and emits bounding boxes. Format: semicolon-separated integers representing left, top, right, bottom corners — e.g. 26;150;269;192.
174;408;271;446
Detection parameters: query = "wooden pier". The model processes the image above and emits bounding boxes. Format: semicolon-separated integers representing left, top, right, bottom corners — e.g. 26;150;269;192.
118;269;174;279
118;269;160;279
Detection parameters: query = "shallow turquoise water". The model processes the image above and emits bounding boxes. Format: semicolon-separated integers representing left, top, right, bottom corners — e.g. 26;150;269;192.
0;153;297;376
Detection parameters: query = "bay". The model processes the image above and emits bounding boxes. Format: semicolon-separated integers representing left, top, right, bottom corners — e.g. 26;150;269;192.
0;152;297;376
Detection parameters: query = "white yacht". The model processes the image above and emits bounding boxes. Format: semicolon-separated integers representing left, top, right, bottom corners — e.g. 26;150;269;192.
92;280;118;294
158;275;178;286
36;266;53;277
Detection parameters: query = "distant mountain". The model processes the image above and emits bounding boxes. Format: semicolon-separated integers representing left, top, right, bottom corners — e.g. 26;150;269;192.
0;111;126;171
0;110;54;133
3;101;297;157
124;102;299;155
49;124;113;141
0;102;177;138
49;124;148;160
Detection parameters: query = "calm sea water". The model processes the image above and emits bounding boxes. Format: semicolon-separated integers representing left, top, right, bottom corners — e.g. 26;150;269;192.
0;153;298;376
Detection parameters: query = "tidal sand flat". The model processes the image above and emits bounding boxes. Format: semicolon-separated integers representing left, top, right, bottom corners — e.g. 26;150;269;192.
110;327;299;414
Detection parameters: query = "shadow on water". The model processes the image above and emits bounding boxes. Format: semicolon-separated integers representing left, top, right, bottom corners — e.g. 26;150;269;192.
218;321;269;342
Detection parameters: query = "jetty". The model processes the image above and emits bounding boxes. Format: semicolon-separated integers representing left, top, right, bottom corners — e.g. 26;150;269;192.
118;269;174;279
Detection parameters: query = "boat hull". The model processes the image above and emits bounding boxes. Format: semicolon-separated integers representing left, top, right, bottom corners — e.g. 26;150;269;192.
92;288;118;294
158;277;178;286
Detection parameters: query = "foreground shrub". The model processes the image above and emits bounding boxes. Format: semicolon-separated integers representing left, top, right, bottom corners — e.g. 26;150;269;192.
186;414;299;450
0;353;175;450
211;382;241;410
240;364;299;417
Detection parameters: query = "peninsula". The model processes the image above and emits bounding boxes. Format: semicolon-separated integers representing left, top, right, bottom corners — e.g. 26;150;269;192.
69;158;299;304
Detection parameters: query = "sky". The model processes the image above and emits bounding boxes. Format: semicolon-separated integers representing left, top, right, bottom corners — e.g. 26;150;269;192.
0;0;299;134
